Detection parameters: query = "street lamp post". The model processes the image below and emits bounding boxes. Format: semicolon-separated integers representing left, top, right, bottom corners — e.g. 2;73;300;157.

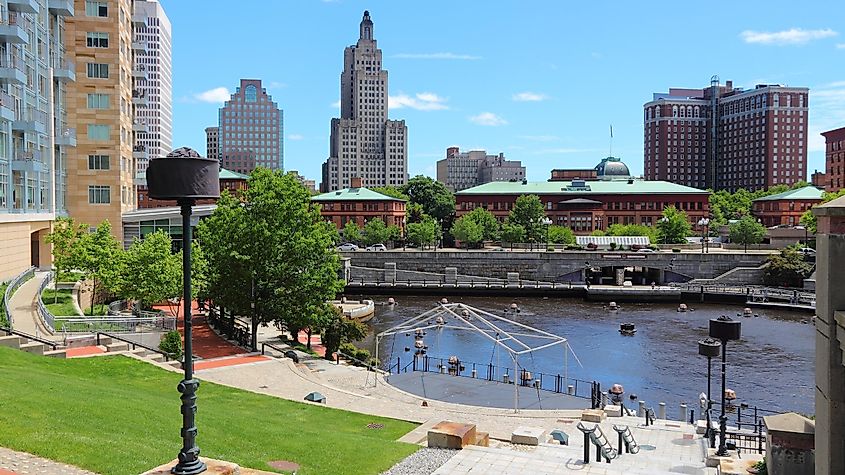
659;216;669;244
402;217;407;251
147;148;219;475
708;315;741;457
697;218;710;254
542;217;552;250
698;337;722;447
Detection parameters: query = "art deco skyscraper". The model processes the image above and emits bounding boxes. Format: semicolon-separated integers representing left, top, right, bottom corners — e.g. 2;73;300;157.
320;11;407;192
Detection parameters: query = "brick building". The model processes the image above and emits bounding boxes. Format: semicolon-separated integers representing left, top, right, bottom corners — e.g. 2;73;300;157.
644;78;808;192
138;168;248;208
217;79;284;174
312;177;406;230
751;186;823;227
822;126;845;192
455;159;709;235
436;147;526;192
811;169;827;189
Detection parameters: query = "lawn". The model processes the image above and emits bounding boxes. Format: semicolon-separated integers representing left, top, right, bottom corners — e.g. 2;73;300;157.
41;288;107;318
0;347;418;474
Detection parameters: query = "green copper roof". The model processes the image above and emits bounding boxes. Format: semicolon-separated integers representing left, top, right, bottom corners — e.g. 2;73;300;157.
456;179;709;195
312;187;405;202
753;186;824;202
219;168;249;180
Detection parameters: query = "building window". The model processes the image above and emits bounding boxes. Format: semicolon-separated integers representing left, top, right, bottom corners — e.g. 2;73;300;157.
88;155;110;170
244;85;257;102
88;185;110;204
87;124;110;140
85;0;108;17
86;63;109;78
86;32;109;48
86;93;110;109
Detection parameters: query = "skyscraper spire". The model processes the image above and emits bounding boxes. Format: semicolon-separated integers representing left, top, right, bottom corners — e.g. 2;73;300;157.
360;10;373;40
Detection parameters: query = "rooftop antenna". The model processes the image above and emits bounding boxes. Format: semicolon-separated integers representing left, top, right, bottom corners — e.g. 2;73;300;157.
609;124;613;158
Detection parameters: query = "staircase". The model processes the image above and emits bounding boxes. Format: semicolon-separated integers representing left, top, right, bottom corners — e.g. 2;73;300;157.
0;333;66;358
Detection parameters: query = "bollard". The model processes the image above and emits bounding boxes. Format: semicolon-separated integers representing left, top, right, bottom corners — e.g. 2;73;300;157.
638;401;646;417
471;368;477;378
680;403;688;422
658;402;666;420
440;365;446;374
567;385;575;395
503;373;510;384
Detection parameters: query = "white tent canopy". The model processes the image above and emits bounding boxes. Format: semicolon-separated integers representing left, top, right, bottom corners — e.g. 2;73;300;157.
576;235;650;246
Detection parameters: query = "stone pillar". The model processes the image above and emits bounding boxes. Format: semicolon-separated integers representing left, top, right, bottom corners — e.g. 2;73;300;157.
384;262;396;283
506;272;520;287
340;257;351;282
812;197;845;475
444;267;457;284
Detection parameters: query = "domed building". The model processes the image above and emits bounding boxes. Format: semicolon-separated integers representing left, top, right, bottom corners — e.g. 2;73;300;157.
595;157;631;179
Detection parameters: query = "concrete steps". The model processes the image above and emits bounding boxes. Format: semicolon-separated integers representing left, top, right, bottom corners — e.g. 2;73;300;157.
0;335;21;348
106;342;130;352
19;341;44;355
43;349;67;358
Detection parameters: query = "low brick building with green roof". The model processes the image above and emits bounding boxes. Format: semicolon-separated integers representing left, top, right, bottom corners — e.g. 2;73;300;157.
455;158;710;234
138;167;249;208
752;185;824;227
312;178;406;230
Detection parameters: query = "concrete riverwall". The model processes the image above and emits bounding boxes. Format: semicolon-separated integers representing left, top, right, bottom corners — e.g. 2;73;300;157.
343;250;771;283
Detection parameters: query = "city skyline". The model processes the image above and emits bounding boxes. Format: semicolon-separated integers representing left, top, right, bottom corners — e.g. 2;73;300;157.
162;1;844;184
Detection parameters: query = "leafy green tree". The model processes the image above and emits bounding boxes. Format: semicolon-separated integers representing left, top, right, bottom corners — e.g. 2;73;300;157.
158;330;183;360
547;225;576;245
406;202;425;224
507;195;545;242
406;216;438;249
656;206;692;244
451;216;484;249
729;215;767;251
75;221;123;316
763;246;814;287
362;218;391;246
606;223;659;244
401;176;455;223
120;230;182;311
590;229;606;236
45;217;86;302
198;168;344;350
464;207;500;241
370;186;409;201
318;304;368;360
386;224;401;241
799;189;845;233
342;221;362;244
500;223;526;249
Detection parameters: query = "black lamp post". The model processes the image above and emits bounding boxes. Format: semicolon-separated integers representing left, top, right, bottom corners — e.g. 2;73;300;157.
147;147;219;475
708;315;741;457
698;337;721;447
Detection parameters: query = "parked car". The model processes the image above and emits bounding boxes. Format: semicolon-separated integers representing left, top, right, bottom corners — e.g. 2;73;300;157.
637;248;657;253
366;244;387;251
337;243;359;251
798;247;816;256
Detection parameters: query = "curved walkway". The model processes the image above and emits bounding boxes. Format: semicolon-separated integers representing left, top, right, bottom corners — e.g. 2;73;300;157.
7;271;56;340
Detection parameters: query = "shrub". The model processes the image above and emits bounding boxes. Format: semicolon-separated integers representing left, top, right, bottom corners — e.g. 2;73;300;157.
609;242;617;250
158;330;183;360
546;245;555;252
672;248;681;253
586;243;598;251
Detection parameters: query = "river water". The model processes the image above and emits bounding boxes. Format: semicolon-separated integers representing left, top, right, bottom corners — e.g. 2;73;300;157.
353;294;815;416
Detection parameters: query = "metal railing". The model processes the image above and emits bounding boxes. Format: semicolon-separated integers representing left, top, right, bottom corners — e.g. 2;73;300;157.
3;266;35;328
107;300;129;315
0;90;14;112
671;283;815;305
51;54;74;71
13;148;42;162
336;349;382;372
347;277;565;289
0;326;59;350
35;272;55;332
96;331;172;360
15;107;47;125
54;315;175;333
207;307;251;347
56;127;76;140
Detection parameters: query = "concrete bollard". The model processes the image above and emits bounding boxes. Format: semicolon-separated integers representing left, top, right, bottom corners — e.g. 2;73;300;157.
440;365;446;374
471;368;477;378
567;385;575;395
658;402;666;420
680;403;688;422
503;374;510;384
638;401;646;417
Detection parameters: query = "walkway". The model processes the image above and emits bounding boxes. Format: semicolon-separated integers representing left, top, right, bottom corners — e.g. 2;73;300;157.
0;446;97;475
155;301;247;360
7;271;56;340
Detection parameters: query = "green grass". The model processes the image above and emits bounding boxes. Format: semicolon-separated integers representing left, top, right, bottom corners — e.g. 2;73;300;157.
0;347;418;474
41;289;107;318
0;282;8;327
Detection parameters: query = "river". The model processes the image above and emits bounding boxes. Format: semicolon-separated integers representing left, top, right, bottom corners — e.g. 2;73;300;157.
353;294;815;416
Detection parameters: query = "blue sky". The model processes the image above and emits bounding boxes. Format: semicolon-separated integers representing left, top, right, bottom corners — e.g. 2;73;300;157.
163;0;845;184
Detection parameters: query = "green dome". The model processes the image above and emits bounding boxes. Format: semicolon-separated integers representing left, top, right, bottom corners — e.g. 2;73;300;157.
595;157;630;177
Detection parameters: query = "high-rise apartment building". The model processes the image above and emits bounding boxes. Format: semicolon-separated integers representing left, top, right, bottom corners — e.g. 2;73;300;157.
320;11;407;192
217;79;283;174
436;147;525;192
131;0;170;181
644;77;808;192
65;0;142;240
205;126;218;160
822;126;845;192
0;0;74;280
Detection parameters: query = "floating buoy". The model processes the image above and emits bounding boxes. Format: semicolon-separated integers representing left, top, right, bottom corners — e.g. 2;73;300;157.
387;297;396;305
742;308;753;317
404;347;410;352
440;298;448;304
608;301;619;311
435;316;445;325
619;322;637;335
678;303;688;312
725;388;737;401
414;340;424;349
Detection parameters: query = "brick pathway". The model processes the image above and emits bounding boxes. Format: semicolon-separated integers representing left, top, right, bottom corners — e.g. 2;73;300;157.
194;354;270;371
0;447;97;475
154;302;246;360
65;346;106;358
296;331;327;357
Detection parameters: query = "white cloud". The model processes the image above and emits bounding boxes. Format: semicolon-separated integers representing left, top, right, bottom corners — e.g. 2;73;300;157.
388;92;448;111
194;87;231;103
837;43;845;49
808;81;845;153
267;81;287;89
740;28;837;45
330;100;340;108
469;112;507;127
512;92;549;102
287;134;304;141
393;52;480;60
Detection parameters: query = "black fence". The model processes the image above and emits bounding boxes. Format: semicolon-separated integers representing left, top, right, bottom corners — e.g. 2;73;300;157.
207;307;251;348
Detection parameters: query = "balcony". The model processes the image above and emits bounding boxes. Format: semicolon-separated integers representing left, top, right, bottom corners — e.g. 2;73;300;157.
0;90;15;121
132;64;149;80
131;40;148;53
132;89;148;107
55;127;76;147
132;11;148;28
47;0;74;16
0;56;25;85
133;144;149;160
132;120;149;133
11;149;45;173
52;55;75;82
13;108;48;135
0;13;29;44
7;0;39;14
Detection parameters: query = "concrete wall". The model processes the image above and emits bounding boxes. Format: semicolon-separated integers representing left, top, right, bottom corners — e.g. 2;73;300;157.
0;220;51;282
343;250;771;283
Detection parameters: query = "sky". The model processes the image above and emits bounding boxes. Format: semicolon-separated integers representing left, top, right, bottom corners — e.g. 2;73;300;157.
161;0;845;185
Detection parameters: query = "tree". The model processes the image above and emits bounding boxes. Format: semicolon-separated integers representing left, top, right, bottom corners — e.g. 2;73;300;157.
507;195;545;242
406;202;425;224
464;207;500;241
606;223;659;244
451;216;483;249
401;176;455;223
75;221;123;316
318;304;368;359
342;221;362;244
500;223;526;249
45;217;86;302
656;206;692;244
799;189;845;233
120;230;182;311
729;215;767;251
370;186;409;201
386;224;401;242
763;246;813;287
362;218;391;246
547;225;576;245
406;216;438;249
